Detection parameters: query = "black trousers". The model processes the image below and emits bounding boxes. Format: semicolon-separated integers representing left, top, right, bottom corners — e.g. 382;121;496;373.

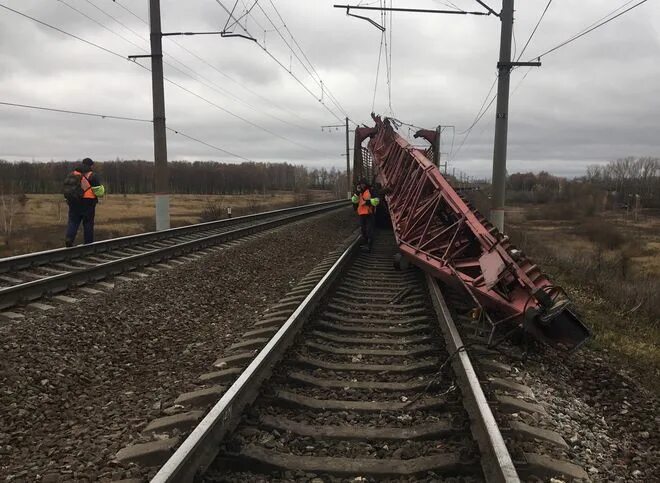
65;202;96;246
359;214;375;247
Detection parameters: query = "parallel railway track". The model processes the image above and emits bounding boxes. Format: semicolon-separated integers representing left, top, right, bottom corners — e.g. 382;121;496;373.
0;200;347;311
150;233;519;482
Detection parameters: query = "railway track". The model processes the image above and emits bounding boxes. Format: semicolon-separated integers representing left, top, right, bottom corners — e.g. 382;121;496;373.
149;233;519;482
0;200;346;312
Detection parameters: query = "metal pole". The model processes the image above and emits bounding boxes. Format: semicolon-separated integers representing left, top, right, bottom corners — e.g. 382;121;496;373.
433;125;441;167
345;117;351;198
150;0;170;230
490;0;513;233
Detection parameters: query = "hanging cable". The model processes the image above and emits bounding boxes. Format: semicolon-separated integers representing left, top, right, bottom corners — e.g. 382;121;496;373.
387;0;394;115
456;74;497;135
371;31;385;113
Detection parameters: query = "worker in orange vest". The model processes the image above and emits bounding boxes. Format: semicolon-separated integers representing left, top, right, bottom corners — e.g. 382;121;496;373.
63;157;105;247
351;178;380;251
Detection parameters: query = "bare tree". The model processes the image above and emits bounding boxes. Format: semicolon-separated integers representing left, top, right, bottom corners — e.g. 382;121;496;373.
0;189;27;246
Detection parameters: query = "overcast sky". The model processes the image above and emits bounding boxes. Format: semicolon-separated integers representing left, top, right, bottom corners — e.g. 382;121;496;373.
0;0;658;178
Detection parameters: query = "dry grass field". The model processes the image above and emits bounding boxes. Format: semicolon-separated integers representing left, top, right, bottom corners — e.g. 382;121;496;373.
0;190;336;257
505;205;660;392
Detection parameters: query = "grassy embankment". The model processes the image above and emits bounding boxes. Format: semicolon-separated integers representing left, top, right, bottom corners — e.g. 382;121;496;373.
503;202;660;393
1;190;336;258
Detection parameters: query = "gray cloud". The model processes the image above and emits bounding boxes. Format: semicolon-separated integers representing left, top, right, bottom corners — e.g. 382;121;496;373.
0;0;659;178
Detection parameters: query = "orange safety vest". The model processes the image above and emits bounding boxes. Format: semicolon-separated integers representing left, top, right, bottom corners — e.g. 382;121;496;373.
73;170;97;199
357;189;373;216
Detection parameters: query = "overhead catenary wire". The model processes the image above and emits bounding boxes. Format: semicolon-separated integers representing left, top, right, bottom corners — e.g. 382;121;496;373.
166;127;255;162
371;30;385;113
456;74;497;136
213;0;348;124
451;0;647;163
252;0;354;123
82;0;312;132
0;2;318;152
226;0;260;31
264;0;355;124
109;0;316;127
86;0;147;42
161;74;319;151
0;101;152;123
516;0;553;61
528;0;650;61
0;101;253;162
0;3;128;61
57;0;147;54
451;0;649;163
385;0;394;115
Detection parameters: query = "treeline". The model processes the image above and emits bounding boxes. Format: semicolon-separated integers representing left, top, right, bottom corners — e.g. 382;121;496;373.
507;157;660;208
0;159;346;195
584;156;659;200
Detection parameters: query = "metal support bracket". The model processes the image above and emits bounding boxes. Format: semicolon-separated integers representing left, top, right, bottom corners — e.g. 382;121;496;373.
345;8;385;31
497;61;542;69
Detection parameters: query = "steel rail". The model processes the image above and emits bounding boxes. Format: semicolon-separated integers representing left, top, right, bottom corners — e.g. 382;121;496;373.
0;200;346;274
151;234;361;482
0;202;348;310
426;274;520;483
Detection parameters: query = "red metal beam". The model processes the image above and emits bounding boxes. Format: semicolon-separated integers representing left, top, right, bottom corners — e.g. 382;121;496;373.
366;115;590;351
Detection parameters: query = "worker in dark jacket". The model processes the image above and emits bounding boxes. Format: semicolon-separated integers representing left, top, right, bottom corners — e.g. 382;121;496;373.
63;157;105;247
351;178;379;251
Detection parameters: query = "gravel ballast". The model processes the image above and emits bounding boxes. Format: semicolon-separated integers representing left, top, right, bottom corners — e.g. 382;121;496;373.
0;208;354;482
521;348;660;482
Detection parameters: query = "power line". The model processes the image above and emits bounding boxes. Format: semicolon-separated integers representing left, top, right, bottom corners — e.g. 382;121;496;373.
1;2;317;151
264;0;353;122
456;74;497;135
166;127;254;161
450;93;495;161
516;0;553;61
0;101;152;123
254;0;351;121
450;0;650;167
112;0;147;23
57;0;146;54
384;0;394;115
228;1;260;31
371;31;385;112
529;0;650;61
161;74;319;151
0;101;256;162
88;0;310;133
213;0;348;123
0;3;129;61
110;0;315;127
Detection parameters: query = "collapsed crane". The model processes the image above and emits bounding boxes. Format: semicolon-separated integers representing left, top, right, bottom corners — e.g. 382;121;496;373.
357;115;591;351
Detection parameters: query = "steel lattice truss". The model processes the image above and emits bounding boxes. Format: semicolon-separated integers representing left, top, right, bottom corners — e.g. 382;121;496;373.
365;115;590;351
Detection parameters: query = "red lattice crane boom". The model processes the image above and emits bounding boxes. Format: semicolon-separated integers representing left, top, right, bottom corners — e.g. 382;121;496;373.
365;115;590;351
